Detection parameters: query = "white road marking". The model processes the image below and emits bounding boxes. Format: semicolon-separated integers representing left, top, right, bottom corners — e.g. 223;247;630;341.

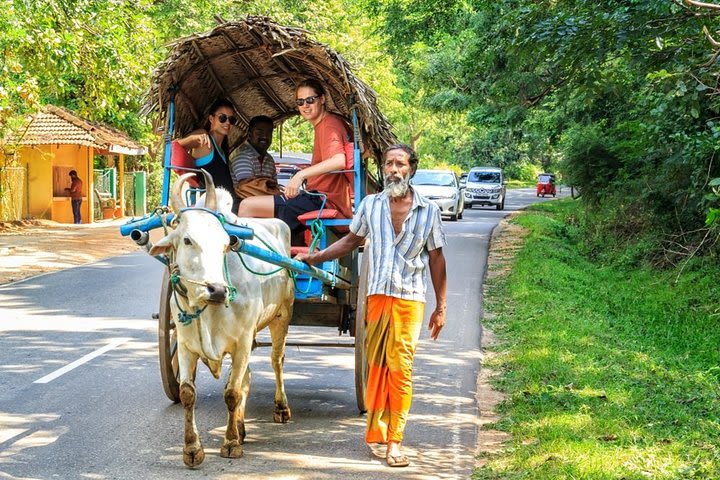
0;428;28;444
33;338;130;384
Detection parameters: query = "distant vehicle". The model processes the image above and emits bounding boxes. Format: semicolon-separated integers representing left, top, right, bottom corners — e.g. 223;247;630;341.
410;169;464;221
270;151;311;187
536;173;556;197
464;166;506;210
459;172;468;188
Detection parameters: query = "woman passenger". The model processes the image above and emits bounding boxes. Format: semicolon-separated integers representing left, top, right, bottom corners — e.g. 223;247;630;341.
175;98;240;210
237;79;352;243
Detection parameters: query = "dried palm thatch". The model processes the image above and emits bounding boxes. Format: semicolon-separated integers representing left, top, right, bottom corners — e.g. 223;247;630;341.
142;16;397;162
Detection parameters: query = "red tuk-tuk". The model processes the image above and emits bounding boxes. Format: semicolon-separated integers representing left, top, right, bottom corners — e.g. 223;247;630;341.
536;173;556;197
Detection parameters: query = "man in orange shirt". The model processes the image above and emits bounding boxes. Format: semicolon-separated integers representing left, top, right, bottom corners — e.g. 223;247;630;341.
65;170;83;224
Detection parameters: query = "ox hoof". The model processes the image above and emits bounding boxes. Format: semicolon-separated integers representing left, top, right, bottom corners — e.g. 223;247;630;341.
273;404;292;423
220;440;244;459
183;445;205;467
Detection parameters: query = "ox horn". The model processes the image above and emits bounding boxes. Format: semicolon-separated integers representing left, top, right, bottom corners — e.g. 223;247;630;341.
199;168;217;211
170;172;196;214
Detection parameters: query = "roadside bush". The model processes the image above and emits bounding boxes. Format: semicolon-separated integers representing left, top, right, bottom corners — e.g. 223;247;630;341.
559;123;620;206
503;160;541;183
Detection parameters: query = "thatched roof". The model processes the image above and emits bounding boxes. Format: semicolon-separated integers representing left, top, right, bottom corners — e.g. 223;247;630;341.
13;105;146;155
142;16;396;160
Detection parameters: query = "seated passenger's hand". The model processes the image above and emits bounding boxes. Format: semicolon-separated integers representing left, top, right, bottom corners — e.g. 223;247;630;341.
193;133;211;149
285;173;304;199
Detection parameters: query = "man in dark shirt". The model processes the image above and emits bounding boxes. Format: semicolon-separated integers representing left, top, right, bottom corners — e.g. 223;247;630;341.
65;170;83;224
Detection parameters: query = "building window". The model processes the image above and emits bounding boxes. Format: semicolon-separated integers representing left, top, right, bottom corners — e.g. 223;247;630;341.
53;166;76;197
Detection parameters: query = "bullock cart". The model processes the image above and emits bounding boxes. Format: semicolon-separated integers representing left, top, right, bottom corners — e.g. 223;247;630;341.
122;16;396;413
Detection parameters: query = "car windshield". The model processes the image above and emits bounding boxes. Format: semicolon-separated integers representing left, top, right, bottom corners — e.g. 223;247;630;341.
469;171;501;183
411;172;455;187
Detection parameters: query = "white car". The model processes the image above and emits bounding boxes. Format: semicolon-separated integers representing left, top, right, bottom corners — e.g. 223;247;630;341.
464;166;506;210
410;169;464;221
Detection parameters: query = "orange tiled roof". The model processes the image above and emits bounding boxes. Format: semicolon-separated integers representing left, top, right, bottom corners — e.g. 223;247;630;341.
13;105;146;155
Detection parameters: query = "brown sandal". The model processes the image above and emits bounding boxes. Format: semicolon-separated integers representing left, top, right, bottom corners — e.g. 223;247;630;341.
386;454;410;467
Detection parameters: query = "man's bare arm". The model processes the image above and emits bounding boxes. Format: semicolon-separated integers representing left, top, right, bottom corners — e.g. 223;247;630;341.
427;247;447;340
295;232;365;266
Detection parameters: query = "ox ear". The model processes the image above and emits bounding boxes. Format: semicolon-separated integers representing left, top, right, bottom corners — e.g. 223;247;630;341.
148;233;174;256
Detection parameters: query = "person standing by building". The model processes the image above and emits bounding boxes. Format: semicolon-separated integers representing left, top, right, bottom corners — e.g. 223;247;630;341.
65;170;83;224
294;144;447;468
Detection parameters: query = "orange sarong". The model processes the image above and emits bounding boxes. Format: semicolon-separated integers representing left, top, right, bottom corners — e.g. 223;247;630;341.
365;294;425;444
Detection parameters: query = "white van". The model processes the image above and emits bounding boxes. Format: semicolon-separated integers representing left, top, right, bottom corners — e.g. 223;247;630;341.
464;166;506;210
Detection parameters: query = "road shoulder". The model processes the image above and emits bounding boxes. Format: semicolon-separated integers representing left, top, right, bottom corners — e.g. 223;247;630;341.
475;214;528;466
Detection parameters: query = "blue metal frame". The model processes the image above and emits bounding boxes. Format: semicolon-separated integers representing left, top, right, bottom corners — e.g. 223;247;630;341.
351;97;365;211
160;87;177;207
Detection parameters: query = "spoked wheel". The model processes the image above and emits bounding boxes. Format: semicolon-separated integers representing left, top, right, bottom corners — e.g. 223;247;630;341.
158;269;180;402
354;247;370;413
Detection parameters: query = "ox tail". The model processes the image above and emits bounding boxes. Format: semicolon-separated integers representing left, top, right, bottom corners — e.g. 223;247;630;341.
197;317;223;378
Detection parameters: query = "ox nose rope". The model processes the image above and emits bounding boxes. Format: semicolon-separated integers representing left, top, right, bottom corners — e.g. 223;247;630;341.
169;268;209;326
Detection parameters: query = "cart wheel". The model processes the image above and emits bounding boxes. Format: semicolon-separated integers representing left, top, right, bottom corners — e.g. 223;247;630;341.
158;269;180;403
354;247;370;413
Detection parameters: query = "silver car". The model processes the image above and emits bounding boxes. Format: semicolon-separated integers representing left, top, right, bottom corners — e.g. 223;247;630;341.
410;169;464;221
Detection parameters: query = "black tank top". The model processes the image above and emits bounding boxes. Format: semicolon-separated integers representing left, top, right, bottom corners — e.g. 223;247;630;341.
196;136;239;210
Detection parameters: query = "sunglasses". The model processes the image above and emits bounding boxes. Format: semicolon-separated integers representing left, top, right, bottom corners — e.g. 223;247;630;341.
295;95;321;106
216;113;238;125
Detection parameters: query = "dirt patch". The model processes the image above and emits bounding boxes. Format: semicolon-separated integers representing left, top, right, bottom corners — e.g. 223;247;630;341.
475;212;528;467
0;218;143;285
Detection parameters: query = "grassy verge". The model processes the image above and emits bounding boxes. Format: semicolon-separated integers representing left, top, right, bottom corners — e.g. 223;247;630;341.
475;199;720;479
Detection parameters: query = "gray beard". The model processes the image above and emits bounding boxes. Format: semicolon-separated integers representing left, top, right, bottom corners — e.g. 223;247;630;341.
384;174;410;198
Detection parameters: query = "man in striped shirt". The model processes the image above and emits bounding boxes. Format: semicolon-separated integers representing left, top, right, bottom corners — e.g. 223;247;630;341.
229;115;279;199
295;143;447;468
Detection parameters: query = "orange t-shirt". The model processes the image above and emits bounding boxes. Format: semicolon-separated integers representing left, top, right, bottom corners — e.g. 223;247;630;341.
306;113;352;218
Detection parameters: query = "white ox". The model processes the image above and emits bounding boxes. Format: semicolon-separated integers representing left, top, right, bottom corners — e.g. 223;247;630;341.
149;172;294;467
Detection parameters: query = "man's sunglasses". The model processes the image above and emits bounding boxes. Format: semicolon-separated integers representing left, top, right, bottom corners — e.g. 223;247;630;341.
216;113;238;125
295;95;321;106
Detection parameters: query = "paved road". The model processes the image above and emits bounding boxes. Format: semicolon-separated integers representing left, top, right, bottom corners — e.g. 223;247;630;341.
0;188;560;479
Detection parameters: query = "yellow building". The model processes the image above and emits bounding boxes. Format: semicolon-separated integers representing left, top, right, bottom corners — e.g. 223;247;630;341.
1;105;146;224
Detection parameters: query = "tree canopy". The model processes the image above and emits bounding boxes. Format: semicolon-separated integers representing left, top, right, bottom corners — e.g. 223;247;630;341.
4;0;720;258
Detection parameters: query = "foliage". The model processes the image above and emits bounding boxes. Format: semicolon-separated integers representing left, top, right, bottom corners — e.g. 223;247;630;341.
0;0;407;211
5;0;720;252
362;0;720;255
479;200;720;479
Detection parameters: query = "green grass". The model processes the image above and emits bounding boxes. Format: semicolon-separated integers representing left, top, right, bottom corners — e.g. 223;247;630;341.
476;199;720;479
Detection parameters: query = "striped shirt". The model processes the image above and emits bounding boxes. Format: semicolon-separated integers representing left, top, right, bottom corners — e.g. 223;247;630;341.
350;189;446;302
229;141;277;184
